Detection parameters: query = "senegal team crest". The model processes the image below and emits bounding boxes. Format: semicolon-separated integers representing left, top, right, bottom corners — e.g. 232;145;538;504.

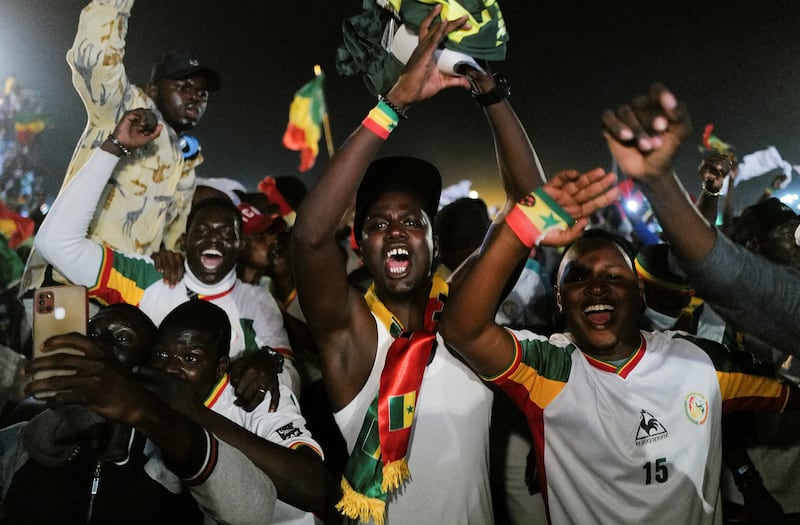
684;393;709;425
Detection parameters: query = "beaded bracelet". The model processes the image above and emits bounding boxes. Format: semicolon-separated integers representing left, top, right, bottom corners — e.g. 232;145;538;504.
379;95;408;119
505;188;575;247
106;134;132;157
702;186;721;197
362;100;400;140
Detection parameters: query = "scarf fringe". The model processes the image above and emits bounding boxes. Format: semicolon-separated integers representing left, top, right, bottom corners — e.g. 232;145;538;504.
336;477;386;525
380;458;410;492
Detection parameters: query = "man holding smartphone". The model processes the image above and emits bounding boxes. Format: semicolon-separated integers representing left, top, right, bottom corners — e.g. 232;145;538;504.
1;303;276;525
33;108;300;410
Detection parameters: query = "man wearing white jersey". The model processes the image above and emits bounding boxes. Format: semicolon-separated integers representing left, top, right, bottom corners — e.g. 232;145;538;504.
34;108;300;406
145;300;337;523
442;225;798;524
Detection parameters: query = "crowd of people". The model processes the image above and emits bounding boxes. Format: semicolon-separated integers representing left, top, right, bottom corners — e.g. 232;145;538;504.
1;1;799;524
0;75;48;222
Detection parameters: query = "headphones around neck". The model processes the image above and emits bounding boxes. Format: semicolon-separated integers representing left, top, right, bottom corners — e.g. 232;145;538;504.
179;134;201;160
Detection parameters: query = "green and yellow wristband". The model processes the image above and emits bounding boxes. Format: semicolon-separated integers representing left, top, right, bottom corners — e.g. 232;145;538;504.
505;188;575;247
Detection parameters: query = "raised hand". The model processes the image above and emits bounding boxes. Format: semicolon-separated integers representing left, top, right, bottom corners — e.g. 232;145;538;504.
601;84;691;183
698;154;733;195
228;348;282;412
111;107;163;150
539;168;620;247
151;248;185;287
385;5;472;109
136;364;202;418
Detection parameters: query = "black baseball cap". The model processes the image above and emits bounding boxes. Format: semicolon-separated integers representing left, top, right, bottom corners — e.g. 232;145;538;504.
149;49;221;91
353;156;442;243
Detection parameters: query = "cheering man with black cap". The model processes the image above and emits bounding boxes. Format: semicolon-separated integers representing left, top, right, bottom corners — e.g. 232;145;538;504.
291;7;617;524
21;0;221;300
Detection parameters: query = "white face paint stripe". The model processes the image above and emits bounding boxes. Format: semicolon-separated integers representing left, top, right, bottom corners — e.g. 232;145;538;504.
422;210;434;258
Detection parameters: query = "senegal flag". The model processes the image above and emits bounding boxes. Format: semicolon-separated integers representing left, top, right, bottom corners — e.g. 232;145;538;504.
282;72;326;172
388;392;416;431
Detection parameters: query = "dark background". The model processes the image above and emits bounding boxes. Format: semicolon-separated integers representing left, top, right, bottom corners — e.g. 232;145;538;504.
2;1;799;212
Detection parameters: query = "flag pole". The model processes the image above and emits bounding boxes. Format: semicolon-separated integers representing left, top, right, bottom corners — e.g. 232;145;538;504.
315;65;335;159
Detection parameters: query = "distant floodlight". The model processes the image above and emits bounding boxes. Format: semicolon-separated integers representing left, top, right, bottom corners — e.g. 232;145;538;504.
468;190;479;199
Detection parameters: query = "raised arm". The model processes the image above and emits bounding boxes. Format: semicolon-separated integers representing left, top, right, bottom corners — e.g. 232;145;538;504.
34;109;162;286
291;6;471;409
442;169;619;375
467;69;546;209
440;219;529;375
694;154;734;227
601;84;800;359
33;149;116;286
600;83;715;262
695;170;723;227
67;0;135;127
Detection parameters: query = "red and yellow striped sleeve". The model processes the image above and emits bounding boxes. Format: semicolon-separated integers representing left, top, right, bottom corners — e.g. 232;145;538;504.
88;245;162;306
717;370;789;414
487;331;569;412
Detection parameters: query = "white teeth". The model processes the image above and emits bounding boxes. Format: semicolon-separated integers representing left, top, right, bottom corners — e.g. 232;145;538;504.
387;248;409;258
202;249;222;257
584;304;614;313
389;267;405;275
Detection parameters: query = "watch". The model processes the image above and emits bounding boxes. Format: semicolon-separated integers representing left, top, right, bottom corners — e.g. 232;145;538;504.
471;73;511;107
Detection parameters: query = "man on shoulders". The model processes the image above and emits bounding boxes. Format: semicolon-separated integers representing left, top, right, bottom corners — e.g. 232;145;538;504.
22;0;220;296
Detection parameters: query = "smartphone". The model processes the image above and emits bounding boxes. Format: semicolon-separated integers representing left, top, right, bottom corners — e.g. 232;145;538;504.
32;285;88;388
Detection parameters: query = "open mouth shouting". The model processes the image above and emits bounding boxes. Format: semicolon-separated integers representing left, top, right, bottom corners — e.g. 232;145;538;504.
200;248;224;270
386;247;410;277
584;303;615;327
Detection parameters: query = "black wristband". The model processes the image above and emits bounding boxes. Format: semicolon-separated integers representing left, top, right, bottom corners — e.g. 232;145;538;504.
379;95;408;119
471;73;511;107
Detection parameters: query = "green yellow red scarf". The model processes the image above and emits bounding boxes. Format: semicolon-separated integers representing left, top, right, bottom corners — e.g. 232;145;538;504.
335;274;448;524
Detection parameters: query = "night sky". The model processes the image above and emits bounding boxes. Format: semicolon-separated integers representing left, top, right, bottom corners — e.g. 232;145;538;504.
2;1;799;212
